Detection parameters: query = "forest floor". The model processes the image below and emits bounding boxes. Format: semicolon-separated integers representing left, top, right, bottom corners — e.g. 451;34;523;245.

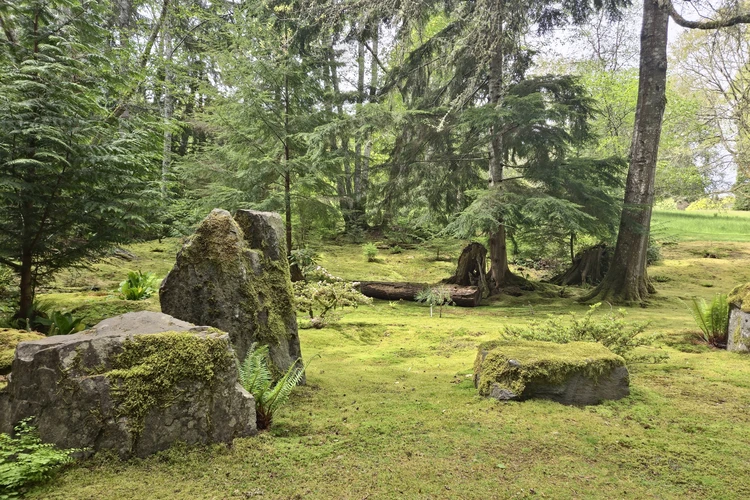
24;209;750;499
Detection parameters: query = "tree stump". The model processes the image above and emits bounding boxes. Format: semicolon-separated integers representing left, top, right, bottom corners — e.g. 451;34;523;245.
550;244;611;286
444;242;489;295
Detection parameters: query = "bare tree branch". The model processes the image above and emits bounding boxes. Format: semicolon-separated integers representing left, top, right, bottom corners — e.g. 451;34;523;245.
665;0;750;29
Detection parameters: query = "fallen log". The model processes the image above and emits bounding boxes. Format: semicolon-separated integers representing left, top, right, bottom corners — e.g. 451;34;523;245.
356;281;482;307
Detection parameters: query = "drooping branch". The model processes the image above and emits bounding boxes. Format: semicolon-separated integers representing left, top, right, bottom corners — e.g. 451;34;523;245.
0;14;16;44
0;256;21;271
664;0;750;30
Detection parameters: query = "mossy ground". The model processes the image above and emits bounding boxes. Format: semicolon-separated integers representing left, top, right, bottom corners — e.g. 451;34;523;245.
21;215;750;499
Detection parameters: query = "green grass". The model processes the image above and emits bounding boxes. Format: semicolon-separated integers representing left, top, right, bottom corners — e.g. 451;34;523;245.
653;209;750;242
15;219;750;499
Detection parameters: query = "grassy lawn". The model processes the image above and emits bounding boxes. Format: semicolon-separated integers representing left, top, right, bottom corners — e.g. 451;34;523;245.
652;209;750;242
17;215;750;499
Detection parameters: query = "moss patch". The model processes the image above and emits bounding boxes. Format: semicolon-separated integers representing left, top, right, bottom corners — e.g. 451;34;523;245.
106;332;234;435
0;328;45;375
474;339;626;397
728;283;750;312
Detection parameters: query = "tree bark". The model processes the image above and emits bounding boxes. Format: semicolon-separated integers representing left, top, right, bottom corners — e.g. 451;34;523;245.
585;0;668;303
551;244;611;286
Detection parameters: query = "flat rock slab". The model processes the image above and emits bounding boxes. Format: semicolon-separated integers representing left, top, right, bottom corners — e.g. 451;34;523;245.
0;311;256;458
473;339;629;405
160;209;303;379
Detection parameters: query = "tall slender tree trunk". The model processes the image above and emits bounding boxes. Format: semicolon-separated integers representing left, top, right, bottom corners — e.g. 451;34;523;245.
161;14;172;198
284;72;292;256
19;249;33;317
328;48;355;232
486;16;514;290
585;0;668;303
353;37;366;228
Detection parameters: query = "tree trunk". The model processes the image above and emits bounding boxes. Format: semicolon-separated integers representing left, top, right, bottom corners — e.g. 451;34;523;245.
18;250;33;317
445;242;490;297
585;0;668;303
551;244;611;286
357;281;482;307
486;13;516;291
161;13;172;198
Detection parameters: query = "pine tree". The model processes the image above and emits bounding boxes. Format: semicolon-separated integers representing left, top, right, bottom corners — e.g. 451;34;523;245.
0;0;160;316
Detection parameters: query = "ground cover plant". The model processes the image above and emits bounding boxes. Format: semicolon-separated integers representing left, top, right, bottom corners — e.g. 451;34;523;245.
11;218;750;499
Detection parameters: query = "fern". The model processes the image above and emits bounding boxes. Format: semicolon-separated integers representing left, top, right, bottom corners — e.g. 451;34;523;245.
686;294;729;347
238;344;307;430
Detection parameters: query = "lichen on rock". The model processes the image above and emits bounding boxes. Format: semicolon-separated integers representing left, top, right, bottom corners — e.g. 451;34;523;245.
474;339;629;405
106;332;234;435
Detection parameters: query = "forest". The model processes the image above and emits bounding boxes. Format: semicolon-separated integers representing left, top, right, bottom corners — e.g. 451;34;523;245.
2;0;750;498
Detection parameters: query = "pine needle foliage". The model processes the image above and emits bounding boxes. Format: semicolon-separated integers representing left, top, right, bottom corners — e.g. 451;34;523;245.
238;344;306;430
685;294;729;347
0;0;161;314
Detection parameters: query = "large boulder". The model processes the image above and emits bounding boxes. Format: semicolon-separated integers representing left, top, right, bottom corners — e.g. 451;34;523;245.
728;283;750;352
473;339;629;405
0;311;256;458
160;209;302;378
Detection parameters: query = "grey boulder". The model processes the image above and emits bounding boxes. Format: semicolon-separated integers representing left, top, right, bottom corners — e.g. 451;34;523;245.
0;311;256;458
160;209;303;378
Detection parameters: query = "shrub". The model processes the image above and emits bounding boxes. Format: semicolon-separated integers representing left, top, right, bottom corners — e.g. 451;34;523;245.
362;243;378;262
686;197;734;211
504;303;657;360
119;271;158;300
389;245;403;254
237;344;306;430
0;419;77;497
685;294;729;347
293;269;372;328
415;286;454;318
288;248;319;278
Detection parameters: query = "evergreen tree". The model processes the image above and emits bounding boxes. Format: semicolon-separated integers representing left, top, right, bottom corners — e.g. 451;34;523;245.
0;0;160;316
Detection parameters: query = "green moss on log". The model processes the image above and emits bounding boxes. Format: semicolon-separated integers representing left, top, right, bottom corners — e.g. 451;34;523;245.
106;332;233;435
728;283;750;312
474;339;626;398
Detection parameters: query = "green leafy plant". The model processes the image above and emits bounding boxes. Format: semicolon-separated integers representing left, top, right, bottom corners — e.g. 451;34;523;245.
504;303;659;360
237;344;306;430
415;286;454;318
362;243;378;262
293;269;372;328
35;311;86;336
0;419;77;497
119;271;158;301
288;248;319;278
389;245;404;254
685;294;729;347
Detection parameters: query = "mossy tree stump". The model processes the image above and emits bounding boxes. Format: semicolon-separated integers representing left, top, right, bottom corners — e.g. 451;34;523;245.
473;339;629;405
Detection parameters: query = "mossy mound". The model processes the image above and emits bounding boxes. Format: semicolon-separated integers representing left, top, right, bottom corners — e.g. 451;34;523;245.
728;283;750;312
474;339;629;405
0;329;44;375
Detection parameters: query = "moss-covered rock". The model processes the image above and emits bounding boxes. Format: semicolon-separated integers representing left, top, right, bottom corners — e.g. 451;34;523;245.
0;329;44;375
728;283;750;313
0;311;255;458
473;339;629;405
160;209;302;379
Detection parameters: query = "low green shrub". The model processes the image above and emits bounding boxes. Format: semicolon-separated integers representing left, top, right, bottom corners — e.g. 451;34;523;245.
362;243;378;262
293;268;372;328
389;246;403;254
685;294;729;347
686;197;734;211
504;303;657;360
119;271;158;300
238;344;306;430
415;286;454;318
288;248;319;277
0;419;77;497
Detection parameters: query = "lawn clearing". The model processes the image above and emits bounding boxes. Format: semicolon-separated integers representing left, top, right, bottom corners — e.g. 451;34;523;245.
18;220;750;499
